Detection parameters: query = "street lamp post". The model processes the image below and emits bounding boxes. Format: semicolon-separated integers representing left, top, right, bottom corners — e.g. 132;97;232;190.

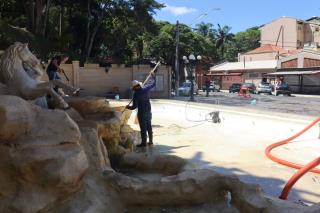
175;8;220;97
183;54;202;101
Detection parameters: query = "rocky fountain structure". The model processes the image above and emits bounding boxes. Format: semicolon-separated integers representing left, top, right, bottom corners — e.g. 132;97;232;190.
0;43;319;212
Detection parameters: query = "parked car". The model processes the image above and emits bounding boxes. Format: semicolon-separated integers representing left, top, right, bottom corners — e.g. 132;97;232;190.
178;81;198;96
275;82;291;96
229;83;242;93
241;83;256;94
202;81;220;92
257;82;272;95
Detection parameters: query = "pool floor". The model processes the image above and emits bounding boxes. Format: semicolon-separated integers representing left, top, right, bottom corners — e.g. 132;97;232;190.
133;100;320;204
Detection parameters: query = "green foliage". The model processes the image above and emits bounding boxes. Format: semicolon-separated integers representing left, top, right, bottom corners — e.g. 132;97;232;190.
214;24;234;59
0;0;164;63
225;27;260;61
145;21;218;68
0;20;59;60
0;0;260;66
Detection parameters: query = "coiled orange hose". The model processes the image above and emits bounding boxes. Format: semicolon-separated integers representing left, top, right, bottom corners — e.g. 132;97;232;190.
265;117;320;200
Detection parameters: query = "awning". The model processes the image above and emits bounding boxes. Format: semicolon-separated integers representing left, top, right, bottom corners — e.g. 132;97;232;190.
210;60;277;71
265;70;320;76
206;72;243;76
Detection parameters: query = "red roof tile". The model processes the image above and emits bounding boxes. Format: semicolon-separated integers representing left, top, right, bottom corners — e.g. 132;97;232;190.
246;44;296;55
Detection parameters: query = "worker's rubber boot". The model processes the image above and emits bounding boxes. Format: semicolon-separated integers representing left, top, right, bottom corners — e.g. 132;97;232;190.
137;133;147;147
136;143;146;148
147;133;153;146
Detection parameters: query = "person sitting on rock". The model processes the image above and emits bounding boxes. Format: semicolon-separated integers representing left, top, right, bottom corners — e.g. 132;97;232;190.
126;72;156;148
46;54;69;94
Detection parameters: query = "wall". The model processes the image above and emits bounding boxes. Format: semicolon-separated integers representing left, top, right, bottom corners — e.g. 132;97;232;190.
260;17;298;49
243;69;275;86
278;50;320;68
305;21;320;45
285;75;320;94
304;58;320;67
297;21;304;48
304;23;314;43
281;59;298;68
54;62;172;98
239;52;278;62
221;75;242;90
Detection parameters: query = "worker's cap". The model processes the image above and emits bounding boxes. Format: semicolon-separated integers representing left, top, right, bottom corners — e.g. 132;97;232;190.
132;80;142;88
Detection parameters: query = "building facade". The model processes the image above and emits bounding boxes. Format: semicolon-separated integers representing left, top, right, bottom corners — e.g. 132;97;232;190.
209;60;277;89
238;44;298;62
260;16;320;51
208;16;320;92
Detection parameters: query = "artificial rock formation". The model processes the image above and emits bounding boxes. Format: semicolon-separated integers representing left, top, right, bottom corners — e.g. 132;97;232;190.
1;95;320;213
0;95;88;212
67;97;139;167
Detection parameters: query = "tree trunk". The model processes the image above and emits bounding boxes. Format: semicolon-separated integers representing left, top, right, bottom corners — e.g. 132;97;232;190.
35;0;43;34
24;0;46;34
221;45;224;59
84;0;91;61
86;15;103;61
24;0;35;32
137;37;143;62
42;0;51;36
59;0;64;38
85;2;109;62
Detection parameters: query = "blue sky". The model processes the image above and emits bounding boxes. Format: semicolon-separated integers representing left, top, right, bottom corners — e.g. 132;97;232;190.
154;0;320;32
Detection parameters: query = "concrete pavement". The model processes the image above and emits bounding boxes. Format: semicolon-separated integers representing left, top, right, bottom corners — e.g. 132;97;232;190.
174;91;320;117
144;99;320;204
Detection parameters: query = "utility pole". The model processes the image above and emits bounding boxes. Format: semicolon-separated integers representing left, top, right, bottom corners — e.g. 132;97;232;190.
175;21;180;96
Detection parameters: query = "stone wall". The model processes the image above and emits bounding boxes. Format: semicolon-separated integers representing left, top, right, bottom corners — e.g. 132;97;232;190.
43;62;171;98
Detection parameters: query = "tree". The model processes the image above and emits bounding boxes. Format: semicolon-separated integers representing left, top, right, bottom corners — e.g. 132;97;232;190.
224;27;260;61
214;24;234;59
23;0;48;34
144;22;219;75
0;0;238;66
81;0;163;62
128;0;164;62
195;22;214;38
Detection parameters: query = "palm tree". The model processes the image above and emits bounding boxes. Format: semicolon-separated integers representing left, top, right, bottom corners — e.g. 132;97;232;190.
195;22;214;37
214;24;234;59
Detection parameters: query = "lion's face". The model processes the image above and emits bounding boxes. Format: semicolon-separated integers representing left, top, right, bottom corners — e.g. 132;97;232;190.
17;43;44;78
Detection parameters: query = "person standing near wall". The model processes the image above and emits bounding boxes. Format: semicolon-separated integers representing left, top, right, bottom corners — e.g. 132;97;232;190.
46;55;69;93
205;79;211;97
126;72;156;147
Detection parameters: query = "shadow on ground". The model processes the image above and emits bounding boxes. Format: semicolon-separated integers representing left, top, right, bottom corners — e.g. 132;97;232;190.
138;144;317;205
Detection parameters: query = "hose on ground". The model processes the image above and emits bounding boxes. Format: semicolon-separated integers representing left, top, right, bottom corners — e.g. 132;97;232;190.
265;117;320;200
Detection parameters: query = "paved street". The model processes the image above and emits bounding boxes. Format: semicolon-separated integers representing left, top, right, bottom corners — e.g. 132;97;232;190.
174;91;320;117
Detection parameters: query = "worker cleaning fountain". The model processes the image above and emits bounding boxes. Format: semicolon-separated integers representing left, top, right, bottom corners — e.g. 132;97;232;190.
0;42;320;212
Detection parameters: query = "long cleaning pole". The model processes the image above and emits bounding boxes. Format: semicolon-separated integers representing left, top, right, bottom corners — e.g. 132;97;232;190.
121;61;161;113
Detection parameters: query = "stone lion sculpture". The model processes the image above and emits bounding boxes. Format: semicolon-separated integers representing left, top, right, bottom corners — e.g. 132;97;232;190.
0;42;79;109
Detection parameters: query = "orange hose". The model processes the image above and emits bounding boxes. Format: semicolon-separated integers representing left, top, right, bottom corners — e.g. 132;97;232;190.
279;157;320;200
265;117;320;174
265;117;320;200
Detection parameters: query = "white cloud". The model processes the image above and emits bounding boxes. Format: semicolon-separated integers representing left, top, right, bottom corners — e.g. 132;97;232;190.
163;4;198;16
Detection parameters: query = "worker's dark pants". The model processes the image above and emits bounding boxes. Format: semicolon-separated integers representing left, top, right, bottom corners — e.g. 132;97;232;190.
138;112;152;144
206;86;210;97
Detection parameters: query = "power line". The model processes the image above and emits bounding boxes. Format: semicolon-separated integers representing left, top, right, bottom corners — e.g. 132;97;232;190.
188;8;221;27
